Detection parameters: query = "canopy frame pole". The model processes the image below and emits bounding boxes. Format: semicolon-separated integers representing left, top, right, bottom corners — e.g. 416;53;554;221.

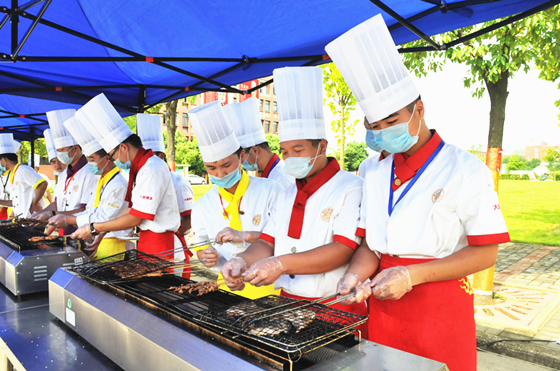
30;127;35;167
11;0;51;59
369;0;443;50
136;85;146;113
0;109;47;123
11;0;18;54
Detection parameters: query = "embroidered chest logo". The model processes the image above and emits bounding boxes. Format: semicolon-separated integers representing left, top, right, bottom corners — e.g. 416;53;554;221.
321;207;333;222
15;181;19;186
73;185;79;192
252;214;262;226
459;278;473;295
432;189;444;203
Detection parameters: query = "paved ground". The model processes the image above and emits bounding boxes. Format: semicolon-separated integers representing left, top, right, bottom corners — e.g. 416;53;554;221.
476;242;560;369
477;350;557;370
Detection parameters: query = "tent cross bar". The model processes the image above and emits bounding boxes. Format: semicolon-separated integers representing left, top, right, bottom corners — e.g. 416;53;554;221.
11;0;52;59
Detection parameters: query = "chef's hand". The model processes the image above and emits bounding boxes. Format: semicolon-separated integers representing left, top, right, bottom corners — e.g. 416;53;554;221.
71;224;93;241
83;233;105;258
29;211;51;222
243;256;284;287
370;266;412;301
196;246;220;267
221;257;247;291
29;202;42;214
215;228;245;245
336;273;361;305
48;214;68;228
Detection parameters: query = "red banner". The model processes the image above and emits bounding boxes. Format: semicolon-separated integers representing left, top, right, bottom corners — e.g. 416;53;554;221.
238;79;259;102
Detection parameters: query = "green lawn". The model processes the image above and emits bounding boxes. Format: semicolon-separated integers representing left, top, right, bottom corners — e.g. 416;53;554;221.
193;180;560;246
193;185;214;201
499;180;560;246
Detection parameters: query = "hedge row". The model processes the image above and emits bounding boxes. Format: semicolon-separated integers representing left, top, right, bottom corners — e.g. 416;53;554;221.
500;173;560;181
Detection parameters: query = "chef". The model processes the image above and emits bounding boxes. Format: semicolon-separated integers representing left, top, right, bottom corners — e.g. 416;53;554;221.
72;93;179;257
43;128;67;179
189;100;281;299
0;140;22;220
0;133;48;217
137;113;194;277
327;15;510;370
48;115;131;260
29;153;53;205
358;116;390;178
30;109;98;237
221;67;367;334
227;98;294;189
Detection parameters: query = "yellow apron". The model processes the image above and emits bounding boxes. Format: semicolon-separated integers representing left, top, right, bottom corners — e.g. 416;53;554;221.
93;237;126;260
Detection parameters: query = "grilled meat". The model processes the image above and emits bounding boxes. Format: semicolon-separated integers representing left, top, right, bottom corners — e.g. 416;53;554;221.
168;281;219;296
249;319;293;337
226;302;260;316
28;235;58;242
281;308;316;333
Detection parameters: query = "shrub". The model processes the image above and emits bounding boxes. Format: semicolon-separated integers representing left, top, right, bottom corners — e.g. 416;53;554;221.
521;174;530;180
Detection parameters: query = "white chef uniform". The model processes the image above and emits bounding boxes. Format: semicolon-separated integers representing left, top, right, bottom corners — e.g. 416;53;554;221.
263;156;294;190
357;154;386;178
5;164;46;218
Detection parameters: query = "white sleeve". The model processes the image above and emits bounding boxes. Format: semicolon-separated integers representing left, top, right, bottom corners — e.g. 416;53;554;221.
332;178;363;250
80;172;98;206
130;164;169;220
191;202;210;244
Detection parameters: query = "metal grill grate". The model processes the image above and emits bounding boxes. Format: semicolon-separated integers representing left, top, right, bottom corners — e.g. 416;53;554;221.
0;225;64;250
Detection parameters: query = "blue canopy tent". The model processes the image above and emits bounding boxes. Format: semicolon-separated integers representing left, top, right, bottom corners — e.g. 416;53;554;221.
1;0;558;156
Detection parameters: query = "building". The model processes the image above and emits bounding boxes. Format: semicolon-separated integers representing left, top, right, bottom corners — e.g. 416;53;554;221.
159;77;279;141
525;141;559;161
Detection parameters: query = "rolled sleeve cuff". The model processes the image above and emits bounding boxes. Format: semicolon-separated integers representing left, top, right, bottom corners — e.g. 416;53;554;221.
356;227;366;238
130;208;156;221
33;178;46;189
333;234;359;250
467;232;511;246
180;209;192;217
259;233;275;245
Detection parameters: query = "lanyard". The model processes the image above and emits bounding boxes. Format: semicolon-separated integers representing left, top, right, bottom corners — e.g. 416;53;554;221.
64;171;78;193
266;157;281;178
219;195;243;220
96;171;119;210
388;140;445;217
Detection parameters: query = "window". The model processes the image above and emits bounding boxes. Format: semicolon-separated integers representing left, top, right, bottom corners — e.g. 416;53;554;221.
265;121;270;132
259;99;263;111
273;122;278;133
273;101;277;113
233;97;238;103
183;113;188;128
535;148;539;158
265;101;270;112
260;85;268;94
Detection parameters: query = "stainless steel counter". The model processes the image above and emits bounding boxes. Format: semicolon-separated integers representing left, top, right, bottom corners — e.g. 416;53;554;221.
0;284;121;371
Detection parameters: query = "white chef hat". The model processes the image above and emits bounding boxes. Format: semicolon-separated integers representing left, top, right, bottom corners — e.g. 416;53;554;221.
75;93;133;153
43;129;58;162
28;153;40;167
12;140;21;154
0;133;15;155
137;114;165;153
63;115;102;156
222;97;266;149
273;67;325;142
189;100;240;163
325;14;420;124
46;109;78;149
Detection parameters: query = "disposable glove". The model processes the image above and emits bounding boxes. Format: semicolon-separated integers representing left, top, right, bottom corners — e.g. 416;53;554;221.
243;256;284;287
336;273;360;305
48;214;68;228
196;246;220;267
221;257;248;291
370;266;412;300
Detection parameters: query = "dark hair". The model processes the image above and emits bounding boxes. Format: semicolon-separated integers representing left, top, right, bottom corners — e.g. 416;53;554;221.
94;148;108;157
122;134;143;149
154;151;166;161
234;147;243;157
256;141;271;151
0;153;18;163
406;95;422;113
308;139;323;148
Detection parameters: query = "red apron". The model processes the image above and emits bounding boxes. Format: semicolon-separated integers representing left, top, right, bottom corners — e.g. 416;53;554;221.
281;290;368;339
0;208;8;220
138;230;175;258
368;255;476;371
174;232;193;279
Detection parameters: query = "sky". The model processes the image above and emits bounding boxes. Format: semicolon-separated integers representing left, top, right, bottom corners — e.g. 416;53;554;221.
323;63;560;157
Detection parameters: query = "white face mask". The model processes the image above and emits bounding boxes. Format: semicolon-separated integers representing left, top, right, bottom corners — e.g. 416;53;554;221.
283;145;322;179
57;146;75;165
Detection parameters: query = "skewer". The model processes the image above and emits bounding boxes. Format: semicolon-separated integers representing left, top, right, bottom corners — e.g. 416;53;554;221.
151;240;216;257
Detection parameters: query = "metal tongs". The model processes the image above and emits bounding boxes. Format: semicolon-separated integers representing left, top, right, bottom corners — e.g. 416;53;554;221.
236;289;358;329
151;239;216;258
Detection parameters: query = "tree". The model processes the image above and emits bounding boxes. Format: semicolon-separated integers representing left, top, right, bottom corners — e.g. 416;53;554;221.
266;133;280;155
21;139;47;165
163;100;179;169
526;158;541;170
543;147;559;173
322;63;360;170
180;137;206;177
506;154;526;172
344;142;369;172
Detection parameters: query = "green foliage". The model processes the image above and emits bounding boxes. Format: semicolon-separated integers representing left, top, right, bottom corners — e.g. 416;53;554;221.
506;155;526;172
175;133;206;177
469;143;486;162
266;133;280;155
543;147;560;172
328;142;368;172
123;115;137;132
20;139;48;164
527;158;542;169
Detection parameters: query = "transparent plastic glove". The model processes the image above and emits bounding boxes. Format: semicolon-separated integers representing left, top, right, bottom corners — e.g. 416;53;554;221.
243;256;284;287
48;214;68;228
196;246;220;267
71;224;92;241
370;266;412;301
215;227;245;245
221;257;247;291
83;233;105;258
29;211;51;222
336;273;361;305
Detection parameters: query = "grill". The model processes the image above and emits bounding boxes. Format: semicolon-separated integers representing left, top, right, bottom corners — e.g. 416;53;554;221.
71;254;366;369
0;225;65;250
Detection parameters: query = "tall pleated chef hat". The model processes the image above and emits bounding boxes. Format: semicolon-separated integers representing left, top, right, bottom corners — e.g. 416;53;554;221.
325;14;420;124
0;133;15;155
12;140;21;154
43;129;58;162
137;114;165;153
27;153;40;167
75;93;133;153
273;66;325;142
222;97;266;149
189;100;240;163
46;109;77;149
63;115;102;156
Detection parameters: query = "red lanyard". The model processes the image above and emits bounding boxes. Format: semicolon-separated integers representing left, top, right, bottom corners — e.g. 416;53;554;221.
63;172;77;192
219;195;243;220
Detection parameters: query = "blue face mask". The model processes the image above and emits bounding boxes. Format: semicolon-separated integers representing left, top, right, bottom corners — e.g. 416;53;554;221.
365;130;383;152
57;147;75;165
284;146;322;179
242;149;259;172
53;170;61;176
210;168;242;189
88;158;108;176
372;104;420;153
114;147;131;170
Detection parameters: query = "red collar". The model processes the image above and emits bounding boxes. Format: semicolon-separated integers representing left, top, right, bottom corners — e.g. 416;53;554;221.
288;158;340;239
393;130;442;191
261;153;280;178
125;147;154;205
